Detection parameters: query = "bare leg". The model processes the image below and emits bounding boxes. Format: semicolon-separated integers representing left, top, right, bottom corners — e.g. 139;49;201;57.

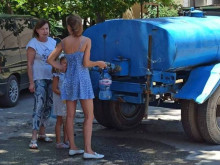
39;126;46;136
31;130;38;140
63;117;69;143
55;116;63;144
66;100;77;150
80;99;94;154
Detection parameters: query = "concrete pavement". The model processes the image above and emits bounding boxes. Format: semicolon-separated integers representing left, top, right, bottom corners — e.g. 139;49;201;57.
0;90;219;165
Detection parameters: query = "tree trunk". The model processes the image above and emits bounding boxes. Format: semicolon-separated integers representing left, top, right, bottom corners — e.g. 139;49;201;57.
83;17;88;30
1;0;14;14
96;13;105;23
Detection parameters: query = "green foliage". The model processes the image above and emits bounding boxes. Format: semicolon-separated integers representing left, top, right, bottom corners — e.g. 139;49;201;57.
71;0;137;23
49;20;64;37
1;0;139;23
143;0;181;18
0;0;175;36
0;17;33;37
0;0;70;36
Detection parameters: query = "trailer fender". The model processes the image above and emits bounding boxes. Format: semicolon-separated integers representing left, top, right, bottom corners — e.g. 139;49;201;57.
175;63;220;104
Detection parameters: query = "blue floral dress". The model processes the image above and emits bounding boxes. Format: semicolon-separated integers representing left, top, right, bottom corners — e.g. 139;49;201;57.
61;37;94;101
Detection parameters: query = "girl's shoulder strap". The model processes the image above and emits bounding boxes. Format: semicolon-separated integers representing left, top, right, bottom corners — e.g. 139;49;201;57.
61;39;66;54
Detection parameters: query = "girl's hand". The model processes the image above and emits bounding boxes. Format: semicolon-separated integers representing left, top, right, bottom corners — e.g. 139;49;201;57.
97;61;107;69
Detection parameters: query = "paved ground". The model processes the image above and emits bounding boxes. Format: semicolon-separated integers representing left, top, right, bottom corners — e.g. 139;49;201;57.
0;90;219;165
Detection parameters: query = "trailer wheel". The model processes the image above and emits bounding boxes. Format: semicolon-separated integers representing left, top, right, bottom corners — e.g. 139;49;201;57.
197;86;220;144
181;100;203;142
109;101;145;130
93;98;113;128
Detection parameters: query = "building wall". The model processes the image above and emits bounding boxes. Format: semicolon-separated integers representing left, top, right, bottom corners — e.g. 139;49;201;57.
182;0;220;7
122;0;220;19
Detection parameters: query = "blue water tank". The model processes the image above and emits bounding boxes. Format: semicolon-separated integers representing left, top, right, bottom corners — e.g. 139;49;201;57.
84;16;220;76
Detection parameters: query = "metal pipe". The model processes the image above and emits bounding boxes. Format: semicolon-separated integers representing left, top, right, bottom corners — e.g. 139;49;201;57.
144;35;152;119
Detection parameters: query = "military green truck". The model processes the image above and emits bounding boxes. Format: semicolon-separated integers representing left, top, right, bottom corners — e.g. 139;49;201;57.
0;14;37;107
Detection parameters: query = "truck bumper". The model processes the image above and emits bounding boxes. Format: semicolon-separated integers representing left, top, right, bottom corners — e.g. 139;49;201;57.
174;63;220;104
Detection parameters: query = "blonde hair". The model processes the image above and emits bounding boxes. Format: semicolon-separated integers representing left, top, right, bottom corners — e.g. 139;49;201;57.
66;14;83;37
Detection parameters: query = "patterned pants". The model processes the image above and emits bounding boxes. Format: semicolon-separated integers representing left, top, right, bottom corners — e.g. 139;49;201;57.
32;79;53;130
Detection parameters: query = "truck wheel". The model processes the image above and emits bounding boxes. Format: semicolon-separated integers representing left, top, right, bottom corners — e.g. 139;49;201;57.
93;98;113;128
197;86;220;144
181;100;203;142
0;75;19;107
109;101;145;130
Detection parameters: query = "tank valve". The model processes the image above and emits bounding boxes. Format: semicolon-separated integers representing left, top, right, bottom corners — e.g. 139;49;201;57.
90;62;121;73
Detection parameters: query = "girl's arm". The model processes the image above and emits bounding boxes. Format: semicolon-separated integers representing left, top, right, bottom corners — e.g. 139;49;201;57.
27;47;36;93
83;38;106;68
47;43;64;71
52;76;60;95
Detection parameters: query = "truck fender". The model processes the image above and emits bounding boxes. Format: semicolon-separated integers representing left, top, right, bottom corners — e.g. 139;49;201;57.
174;63;220;104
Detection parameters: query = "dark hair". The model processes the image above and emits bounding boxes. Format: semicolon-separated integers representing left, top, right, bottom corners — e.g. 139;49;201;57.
52;56;66;73
33;19;50;38
59;56;66;63
66;14;83;37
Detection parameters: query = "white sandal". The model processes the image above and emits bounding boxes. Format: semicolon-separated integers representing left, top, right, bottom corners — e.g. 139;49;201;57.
38;135;53;142
29;140;38;149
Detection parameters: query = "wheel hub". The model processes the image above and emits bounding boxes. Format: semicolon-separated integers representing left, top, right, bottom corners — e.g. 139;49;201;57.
119;102;139;118
9;80;18;103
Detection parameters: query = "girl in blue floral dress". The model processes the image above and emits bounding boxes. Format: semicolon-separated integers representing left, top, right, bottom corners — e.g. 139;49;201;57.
48;14;106;159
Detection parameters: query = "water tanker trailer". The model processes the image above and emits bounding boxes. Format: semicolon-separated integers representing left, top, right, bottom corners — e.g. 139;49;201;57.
84;9;220;144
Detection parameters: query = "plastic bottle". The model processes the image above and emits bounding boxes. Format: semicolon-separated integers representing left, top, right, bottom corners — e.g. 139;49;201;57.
99;69;112;100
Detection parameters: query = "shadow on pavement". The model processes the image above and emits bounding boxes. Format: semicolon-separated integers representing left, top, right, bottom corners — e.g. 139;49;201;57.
0;129;199;165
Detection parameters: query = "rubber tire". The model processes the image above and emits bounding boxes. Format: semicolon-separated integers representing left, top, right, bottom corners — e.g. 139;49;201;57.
93;98;113;128
181;100;204;142
197;86;220;144
0;75;19;107
109;101;145;130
